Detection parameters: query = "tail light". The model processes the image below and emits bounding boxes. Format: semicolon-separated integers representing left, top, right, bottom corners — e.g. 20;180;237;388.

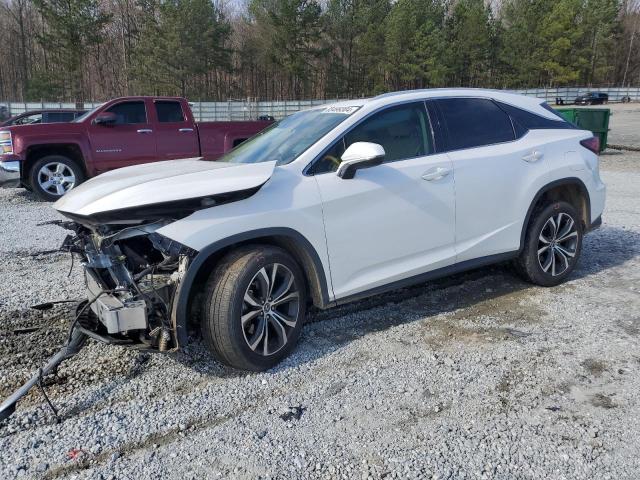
580;136;600;154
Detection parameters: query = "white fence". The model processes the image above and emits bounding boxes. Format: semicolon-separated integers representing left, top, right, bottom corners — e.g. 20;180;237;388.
2;87;639;122
512;86;640;103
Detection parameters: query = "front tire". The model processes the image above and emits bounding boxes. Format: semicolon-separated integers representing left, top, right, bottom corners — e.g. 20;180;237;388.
202;246;307;371
29;155;85;201
516;201;583;287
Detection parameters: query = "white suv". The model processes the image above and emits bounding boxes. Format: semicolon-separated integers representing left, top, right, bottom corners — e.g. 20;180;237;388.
54;89;606;371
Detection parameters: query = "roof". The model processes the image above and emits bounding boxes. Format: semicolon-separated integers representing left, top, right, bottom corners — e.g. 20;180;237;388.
313;88;556;120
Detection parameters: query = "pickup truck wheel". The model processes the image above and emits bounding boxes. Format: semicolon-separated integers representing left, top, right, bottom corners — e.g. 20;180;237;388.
516;201;583;287
29;155;85;201
202;246;306;371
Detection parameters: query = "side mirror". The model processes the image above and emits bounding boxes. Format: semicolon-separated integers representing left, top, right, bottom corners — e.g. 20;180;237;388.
337;142;385;179
93;112;117;126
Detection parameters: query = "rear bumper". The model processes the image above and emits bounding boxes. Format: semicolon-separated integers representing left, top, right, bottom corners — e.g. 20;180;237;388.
0;160;20;187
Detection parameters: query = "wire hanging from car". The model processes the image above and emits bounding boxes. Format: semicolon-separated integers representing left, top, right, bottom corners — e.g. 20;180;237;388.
37;367;60;423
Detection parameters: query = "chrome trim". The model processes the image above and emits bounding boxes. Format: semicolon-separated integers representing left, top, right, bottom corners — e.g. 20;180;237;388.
0;160;21;187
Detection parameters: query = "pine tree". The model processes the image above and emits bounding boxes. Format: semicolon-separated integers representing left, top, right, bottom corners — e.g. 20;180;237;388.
134;0;231;98
33;0;111;101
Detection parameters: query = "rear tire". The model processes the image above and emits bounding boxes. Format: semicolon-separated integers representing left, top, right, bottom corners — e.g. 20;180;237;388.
201;246;307;371
29;155;85;201
516;201;583;287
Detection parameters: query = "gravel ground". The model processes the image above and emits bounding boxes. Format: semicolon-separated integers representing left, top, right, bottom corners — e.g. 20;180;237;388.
585;103;640;149
0;151;639;479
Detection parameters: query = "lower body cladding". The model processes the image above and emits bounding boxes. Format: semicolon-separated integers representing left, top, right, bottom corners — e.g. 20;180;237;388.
0;221;197;421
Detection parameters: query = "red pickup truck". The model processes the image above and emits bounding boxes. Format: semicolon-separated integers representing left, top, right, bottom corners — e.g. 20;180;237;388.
0;96;272;200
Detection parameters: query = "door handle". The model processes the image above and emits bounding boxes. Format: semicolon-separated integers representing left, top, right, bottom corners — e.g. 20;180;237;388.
422;166;451;181
179;128;194;133
522;150;543;162
137;129;153;134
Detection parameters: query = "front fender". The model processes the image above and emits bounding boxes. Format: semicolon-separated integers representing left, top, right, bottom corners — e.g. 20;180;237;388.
171;227;331;347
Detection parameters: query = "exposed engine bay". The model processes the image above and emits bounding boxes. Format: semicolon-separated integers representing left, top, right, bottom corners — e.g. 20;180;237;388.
60;219;196;352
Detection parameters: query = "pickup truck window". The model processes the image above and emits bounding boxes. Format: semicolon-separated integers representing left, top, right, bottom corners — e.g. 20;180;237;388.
106;101;147;125
155;101;185;122
221;107;358;166
44;112;78;123
74;105;102;123
15;113;43;125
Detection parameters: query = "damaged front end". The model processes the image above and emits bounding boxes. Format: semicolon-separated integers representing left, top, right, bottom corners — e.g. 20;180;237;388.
0;159;277;422
0;220;197;422
64;219;196;352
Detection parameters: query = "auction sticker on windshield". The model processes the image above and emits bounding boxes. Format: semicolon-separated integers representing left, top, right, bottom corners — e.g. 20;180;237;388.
323;106;360;114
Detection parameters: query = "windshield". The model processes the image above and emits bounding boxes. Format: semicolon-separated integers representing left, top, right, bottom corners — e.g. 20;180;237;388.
73;104;103;123
221;106;359;165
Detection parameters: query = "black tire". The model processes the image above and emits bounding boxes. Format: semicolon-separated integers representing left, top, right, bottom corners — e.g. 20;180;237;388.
29;155;85;201
516;201;583;287
202;245;307;371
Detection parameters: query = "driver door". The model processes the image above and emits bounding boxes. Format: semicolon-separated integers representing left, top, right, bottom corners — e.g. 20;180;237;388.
87;100;157;173
312;102;456;300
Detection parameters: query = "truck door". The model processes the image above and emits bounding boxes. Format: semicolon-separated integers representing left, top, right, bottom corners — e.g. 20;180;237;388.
152;100;200;160
88;100;157;172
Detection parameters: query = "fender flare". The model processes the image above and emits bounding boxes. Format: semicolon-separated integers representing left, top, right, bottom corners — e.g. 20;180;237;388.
172;227;331;346
519;177;591;251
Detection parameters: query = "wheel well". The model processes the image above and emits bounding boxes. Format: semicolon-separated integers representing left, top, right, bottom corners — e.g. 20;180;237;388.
537;183;590;228
184;235;329;329
522;180;591;251
23;144;86;182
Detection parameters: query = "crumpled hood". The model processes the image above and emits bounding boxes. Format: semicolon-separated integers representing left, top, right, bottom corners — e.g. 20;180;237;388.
54;158;277;218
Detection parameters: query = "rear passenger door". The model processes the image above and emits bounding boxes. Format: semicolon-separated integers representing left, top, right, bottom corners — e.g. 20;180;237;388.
433;97;543;262
152;100;200;160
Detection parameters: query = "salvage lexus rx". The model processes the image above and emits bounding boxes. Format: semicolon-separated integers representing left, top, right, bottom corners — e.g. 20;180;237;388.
51;89;606;371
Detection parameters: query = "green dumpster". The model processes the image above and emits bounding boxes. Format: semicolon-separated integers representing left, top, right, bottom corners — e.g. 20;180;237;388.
554;108;610;152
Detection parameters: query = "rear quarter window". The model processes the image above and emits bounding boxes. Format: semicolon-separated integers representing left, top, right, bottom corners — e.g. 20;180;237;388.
44;112;77;123
436;98;515;151
500;102;577;132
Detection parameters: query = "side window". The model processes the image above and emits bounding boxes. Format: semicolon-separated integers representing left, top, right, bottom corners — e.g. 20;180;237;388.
436;98;515;150
15;113;42;125
498;102;576;132
45;112;76;123
155;101;185;123
313;102;433;174
106;101;147;125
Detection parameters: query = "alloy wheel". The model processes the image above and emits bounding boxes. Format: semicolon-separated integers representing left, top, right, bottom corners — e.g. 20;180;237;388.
241;263;300;356
537;212;578;276
37;162;76;196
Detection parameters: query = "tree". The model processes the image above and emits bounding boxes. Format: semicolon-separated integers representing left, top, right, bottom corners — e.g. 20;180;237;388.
324;0;391;97
0;0;637;102
384;0;447;90
33;0;111;101
248;0;324;98
134;0;231;98
499;0;557;87
445;0;496;87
